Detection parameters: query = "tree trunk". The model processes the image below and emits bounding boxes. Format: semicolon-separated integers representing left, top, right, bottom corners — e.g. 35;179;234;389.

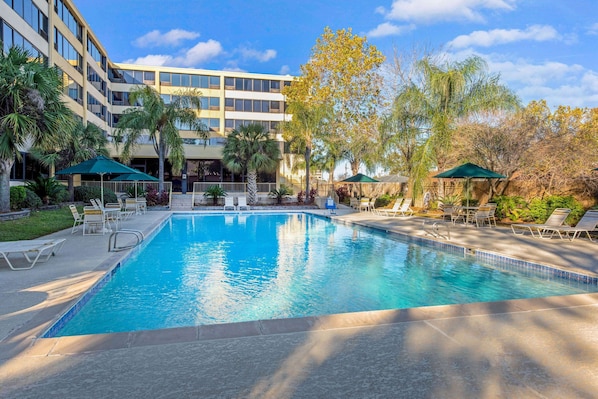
304;145;311;203
0;159;15;212
68;175;75;202
158;136;165;193
247;169;258;205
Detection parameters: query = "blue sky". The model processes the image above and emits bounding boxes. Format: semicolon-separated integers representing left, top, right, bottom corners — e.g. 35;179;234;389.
73;0;598;109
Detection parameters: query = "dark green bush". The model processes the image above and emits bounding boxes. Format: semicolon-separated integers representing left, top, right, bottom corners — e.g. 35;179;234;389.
74;186;117;204
374;194;393;208
491;195;527;221
9;186;26;210
204;185;226;205
25;175;67;205
521;195;584;224
22;189;43;209
270;184;293;204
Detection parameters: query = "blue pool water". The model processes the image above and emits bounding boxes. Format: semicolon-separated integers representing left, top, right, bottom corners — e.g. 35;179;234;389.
54;213;598;336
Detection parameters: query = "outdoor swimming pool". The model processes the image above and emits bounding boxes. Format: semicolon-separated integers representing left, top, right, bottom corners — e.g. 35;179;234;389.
50;213;598;337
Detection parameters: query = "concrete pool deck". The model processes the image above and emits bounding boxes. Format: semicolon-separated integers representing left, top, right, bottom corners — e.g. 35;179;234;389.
1;208;598;398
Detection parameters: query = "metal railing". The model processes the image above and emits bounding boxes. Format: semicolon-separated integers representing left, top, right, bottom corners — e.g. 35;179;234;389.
191;182;279;206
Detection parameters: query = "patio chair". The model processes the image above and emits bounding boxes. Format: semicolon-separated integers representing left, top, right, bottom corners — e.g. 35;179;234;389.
538;209;598;241
376;198;403;216
124;198;140;215
223;196;236;211
83;207;107;235
0;238;66;270
237;196;250;211
511;208;571;238
472;205;494;228
69;205;84;234
358;197;370;212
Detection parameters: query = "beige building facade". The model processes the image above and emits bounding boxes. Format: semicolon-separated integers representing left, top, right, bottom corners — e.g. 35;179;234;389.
1;0;294;192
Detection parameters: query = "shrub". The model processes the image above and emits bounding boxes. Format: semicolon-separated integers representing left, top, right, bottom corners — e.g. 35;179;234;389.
25;175;67;205
491;195;527;221
270;184;293;204
125;185;145;198
74;186;117;204
335;186;350;203
522;195;584;225
297;190;305;204
9;186;26;210
308;187;317;203
22;189;43;209
145;186;169;206
203;185;226;205
374;194;393;208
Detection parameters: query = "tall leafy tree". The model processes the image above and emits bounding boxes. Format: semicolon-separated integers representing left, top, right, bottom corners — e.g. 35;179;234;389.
222;123;280;205
282;101;330;200
283;27;385;176
393;55;520;198
31;121;108;200
114;86;208;192
0;46;75;212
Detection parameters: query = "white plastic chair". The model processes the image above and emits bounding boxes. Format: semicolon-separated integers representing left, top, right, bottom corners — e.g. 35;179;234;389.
237;196;250;210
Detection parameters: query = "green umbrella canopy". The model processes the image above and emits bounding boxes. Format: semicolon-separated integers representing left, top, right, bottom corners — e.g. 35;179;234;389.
111;172;158;182
56;156;140;202
434;163;505;179
111;171;158;199
434;163;505;207
340;173;379;183
340;173;379;198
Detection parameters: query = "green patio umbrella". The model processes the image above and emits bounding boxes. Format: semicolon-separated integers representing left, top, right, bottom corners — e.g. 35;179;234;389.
56;155;140;202
340;173;379;198
434;162;505;207
111;172;158;199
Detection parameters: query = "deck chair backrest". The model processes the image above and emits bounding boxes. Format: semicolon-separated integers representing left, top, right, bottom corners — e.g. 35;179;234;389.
69;204;81;220
238;196;247;207
475;205;491;217
224;196;234;207
544;208;571;226
574;210;598;230
390;198;404;211
399;198;412;211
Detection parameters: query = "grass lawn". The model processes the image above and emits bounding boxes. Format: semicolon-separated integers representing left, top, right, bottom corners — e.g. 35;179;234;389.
0;206;75;241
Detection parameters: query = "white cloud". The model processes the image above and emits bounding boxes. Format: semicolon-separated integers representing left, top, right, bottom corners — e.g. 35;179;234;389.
448;25;559;49
587;23;598;35
238;47;277;62
132;29;200;48
123;39;223;67
279;65;291;75
367;22;415;38
385;0;517;24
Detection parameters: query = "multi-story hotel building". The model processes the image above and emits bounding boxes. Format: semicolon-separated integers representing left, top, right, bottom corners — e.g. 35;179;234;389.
1;0;294;192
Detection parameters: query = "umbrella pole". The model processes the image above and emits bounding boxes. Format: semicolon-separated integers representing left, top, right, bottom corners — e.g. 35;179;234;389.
100;173;104;206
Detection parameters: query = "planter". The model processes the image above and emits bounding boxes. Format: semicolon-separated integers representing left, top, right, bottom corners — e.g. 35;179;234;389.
0;209;31;221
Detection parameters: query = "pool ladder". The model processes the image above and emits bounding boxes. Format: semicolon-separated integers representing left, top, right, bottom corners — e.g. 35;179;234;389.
108;229;144;252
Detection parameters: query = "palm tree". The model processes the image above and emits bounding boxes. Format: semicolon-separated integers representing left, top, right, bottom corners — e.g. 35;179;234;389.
394;55;520;197
31;121;108;201
222;123;281;205
114;86;208;192
0;46;75;212
282;101;330;202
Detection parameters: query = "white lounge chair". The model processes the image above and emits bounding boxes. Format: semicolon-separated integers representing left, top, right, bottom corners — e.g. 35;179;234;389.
383;198;414;217
538;209;598;241
358;197;370;212
511;208;571;238
376;198;403;216
237;196;250;211
0;239;66;270
223;196;236;211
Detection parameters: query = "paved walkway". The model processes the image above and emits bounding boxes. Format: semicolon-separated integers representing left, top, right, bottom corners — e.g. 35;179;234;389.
1;208;598;398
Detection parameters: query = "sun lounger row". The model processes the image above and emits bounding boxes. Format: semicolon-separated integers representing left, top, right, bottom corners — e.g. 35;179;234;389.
511;208;598;241
224;196;250;211
373;198;414;217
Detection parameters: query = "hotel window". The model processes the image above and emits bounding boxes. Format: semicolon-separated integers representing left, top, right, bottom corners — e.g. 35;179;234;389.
54;0;82;41
143;71;155;85
4;0;48;40
270;101;280;113
1;21;45;60
209;97;220;110
122;70;144;84
225;98;234;110
209;76;220;89
87;64;106;97
159;72;171;85
224;77;234;89
87;93;105;120
57;67;83;104
87;38;106;71
270;80;281;92
54;28;82;71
